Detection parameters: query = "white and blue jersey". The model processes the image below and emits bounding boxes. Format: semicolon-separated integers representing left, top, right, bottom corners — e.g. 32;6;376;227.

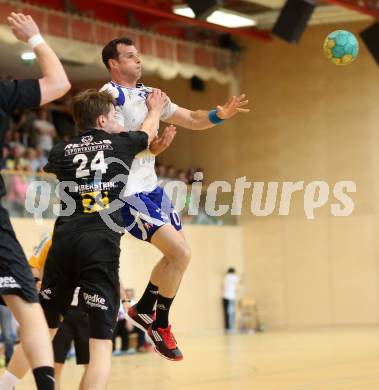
100;81;182;241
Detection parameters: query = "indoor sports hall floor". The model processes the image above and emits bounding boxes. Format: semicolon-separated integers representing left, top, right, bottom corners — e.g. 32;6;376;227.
11;326;379;390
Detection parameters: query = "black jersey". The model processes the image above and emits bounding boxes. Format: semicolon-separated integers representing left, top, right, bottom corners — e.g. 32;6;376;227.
44;128;148;232
0;79;41;198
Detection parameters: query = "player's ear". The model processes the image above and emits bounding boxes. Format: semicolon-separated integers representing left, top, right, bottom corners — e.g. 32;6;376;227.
108;58;118;70
96;114;106;128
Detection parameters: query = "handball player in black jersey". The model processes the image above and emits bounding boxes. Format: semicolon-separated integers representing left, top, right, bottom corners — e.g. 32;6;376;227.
0;12;70;390
40;88;169;389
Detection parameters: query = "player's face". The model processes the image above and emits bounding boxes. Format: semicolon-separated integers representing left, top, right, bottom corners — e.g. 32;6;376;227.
115;44;142;80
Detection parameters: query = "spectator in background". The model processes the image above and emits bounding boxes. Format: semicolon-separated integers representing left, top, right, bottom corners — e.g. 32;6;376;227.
7;161;30;216
177;169;188;184
112;299;128;355
186;168;196;184
222;267;240;333
34;145;48;172
187;167;204;184
24;148;39;172
155;162;167;179
12;110;30;146
154;162;203;183
48;93;76;140
6;145;27;170
166;164;176;179
113;289;148;355
8;132;23;155
2;130;12;150
33;108;56;156
1;147;10;169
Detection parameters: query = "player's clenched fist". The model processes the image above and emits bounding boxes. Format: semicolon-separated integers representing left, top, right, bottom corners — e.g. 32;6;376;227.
147;89;167;112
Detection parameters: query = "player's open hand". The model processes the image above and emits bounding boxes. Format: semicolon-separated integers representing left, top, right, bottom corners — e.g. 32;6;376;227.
216;94;250;120
150;125;177;156
147;89;167;114
7;12;40;43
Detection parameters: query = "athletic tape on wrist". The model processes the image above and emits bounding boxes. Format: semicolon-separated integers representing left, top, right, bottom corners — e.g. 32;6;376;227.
208;109;225;125
28;34;44;49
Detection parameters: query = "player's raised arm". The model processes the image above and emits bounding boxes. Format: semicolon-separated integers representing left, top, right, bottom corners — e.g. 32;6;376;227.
7;12;71;106
140;89;167;144
164;94;250;130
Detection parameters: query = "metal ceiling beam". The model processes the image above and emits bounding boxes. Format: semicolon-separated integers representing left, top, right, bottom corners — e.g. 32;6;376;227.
93;0;271;41
252;4;371;29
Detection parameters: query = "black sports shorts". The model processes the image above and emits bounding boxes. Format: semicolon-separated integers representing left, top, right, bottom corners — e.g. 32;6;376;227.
0;206;38;304
40;227;121;340
53;308;89;365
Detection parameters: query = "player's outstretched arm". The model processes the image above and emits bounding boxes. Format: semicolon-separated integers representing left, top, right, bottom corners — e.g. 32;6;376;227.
7;12;71;105
164;94;249;130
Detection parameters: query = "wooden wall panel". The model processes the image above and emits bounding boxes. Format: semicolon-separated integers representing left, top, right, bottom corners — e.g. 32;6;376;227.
283;218;331;325
329;217;378;324
243;219;286;326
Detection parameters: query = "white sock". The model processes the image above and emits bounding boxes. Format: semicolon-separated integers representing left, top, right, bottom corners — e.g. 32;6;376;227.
0;371;20;389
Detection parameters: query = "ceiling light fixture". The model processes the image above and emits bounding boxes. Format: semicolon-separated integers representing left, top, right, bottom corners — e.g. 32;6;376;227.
173;5;196;18
21;51;36;61
173;6;257;28
207;9;257;28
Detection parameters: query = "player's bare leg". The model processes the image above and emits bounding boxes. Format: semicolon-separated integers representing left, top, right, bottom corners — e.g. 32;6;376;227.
3;296;53;368
150;227;190;297
1;323;57;390
129;225;190;361
79;365;89;390
2;296;55;388
81;339;112;390
54;363;64;390
5;343;30;381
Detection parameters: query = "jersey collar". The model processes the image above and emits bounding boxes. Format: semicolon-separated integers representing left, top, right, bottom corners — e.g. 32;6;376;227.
110;81;144;89
82;128;107;135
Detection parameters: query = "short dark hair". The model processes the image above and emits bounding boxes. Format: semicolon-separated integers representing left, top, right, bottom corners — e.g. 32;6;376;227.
102;37;134;70
72;89;115;131
227;267;236;274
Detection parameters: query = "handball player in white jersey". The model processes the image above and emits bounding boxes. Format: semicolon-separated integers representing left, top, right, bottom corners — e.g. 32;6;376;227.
100;38;249;361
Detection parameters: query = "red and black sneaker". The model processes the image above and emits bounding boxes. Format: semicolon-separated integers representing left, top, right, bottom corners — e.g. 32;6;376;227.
147;325;183;361
127;304;155;332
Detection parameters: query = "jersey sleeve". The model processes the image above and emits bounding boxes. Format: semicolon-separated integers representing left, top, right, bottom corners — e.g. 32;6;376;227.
161;96;178;121
119;131;148;155
100;83;125;128
99;82;119;99
28;235;52;270
43;144;63;175
0;79;41;115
